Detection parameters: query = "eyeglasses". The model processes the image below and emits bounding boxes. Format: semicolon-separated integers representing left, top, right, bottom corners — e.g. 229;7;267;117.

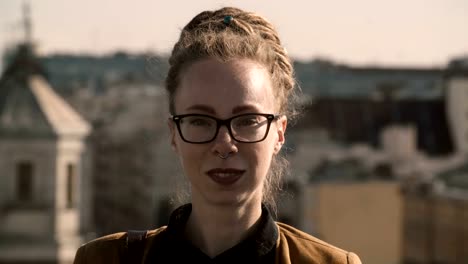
171;113;280;144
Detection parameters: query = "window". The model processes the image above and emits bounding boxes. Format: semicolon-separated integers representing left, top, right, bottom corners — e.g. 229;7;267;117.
66;163;76;209
16;162;33;201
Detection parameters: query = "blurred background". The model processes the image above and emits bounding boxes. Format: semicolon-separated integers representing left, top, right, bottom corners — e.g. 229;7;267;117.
0;0;467;263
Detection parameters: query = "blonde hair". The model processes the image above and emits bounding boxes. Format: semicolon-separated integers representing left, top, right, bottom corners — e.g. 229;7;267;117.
166;7;301;214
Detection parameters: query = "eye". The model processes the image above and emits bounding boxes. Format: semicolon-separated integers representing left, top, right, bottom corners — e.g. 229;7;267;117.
235;116;261;127
185;116;213;127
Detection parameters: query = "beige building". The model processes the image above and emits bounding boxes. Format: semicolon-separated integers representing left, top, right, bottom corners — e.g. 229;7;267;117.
302;181;403;264
0;44;91;263
402;164;468;264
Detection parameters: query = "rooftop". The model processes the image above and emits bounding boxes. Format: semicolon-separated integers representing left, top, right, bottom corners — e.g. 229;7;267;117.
295;60;445;100
0;44;90;139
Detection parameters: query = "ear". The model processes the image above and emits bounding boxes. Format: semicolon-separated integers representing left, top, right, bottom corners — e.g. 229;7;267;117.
274;115;287;154
167;119;179;154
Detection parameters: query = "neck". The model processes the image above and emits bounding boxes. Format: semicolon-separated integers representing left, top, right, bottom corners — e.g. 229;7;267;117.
185;200;262;258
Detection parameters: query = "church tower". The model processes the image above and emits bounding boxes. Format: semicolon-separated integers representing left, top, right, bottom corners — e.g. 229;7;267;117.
0;3;91;263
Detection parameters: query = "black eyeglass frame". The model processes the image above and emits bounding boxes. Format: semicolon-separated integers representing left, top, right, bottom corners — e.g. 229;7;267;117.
171;113;280;144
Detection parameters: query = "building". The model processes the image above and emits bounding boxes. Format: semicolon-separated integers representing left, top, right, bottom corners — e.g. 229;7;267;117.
284;125;406;264
304;181;403;264
293;60;454;156
72;78;175;236
445;58;468;154
285;120;468;264
0;43;91;263
402;163;468;264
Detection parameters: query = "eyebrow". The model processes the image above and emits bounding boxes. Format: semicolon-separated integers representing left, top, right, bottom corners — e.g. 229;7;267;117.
185;104;216;114
232;105;260;114
185;104;260;115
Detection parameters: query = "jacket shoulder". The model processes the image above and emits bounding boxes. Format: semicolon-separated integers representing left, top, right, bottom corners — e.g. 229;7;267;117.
73;226;167;264
276;222;361;264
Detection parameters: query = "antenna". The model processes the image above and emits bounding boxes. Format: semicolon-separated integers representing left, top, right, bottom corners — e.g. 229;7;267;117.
22;0;32;44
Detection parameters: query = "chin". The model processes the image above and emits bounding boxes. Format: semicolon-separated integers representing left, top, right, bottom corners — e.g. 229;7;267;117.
201;189;259;208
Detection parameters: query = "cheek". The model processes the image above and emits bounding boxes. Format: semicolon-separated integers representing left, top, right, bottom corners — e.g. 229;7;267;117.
250;142;276;172
175;141;207;171
261;136;279;168
177;143;196;162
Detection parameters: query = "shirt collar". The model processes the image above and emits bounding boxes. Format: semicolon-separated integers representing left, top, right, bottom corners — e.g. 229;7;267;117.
165;203;278;258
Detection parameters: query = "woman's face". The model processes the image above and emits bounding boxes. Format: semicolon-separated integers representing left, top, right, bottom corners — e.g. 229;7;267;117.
169;58;287;207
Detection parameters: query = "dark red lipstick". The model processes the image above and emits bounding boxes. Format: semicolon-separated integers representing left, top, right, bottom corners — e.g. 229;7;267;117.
206;168;245;185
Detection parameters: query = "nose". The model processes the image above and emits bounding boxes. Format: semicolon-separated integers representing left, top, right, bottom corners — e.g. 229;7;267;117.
211;126;238;155
216;125;233;142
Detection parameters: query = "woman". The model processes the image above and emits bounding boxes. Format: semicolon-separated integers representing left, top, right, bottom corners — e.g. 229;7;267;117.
74;7;361;263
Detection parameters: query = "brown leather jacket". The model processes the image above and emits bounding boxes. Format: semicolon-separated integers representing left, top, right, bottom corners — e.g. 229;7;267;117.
74;223;361;264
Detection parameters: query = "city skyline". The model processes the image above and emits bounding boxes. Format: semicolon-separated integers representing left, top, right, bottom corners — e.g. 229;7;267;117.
0;0;467;68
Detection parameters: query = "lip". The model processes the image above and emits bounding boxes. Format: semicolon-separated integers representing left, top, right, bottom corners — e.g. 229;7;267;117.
206;168;245;186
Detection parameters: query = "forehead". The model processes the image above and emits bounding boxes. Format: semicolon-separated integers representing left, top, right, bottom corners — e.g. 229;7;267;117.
175;58;277;115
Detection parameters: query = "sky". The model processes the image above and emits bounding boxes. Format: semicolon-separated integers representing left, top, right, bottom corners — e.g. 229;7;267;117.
0;0;467;68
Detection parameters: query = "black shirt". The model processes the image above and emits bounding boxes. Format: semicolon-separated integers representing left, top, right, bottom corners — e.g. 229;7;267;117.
145;204;278;263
